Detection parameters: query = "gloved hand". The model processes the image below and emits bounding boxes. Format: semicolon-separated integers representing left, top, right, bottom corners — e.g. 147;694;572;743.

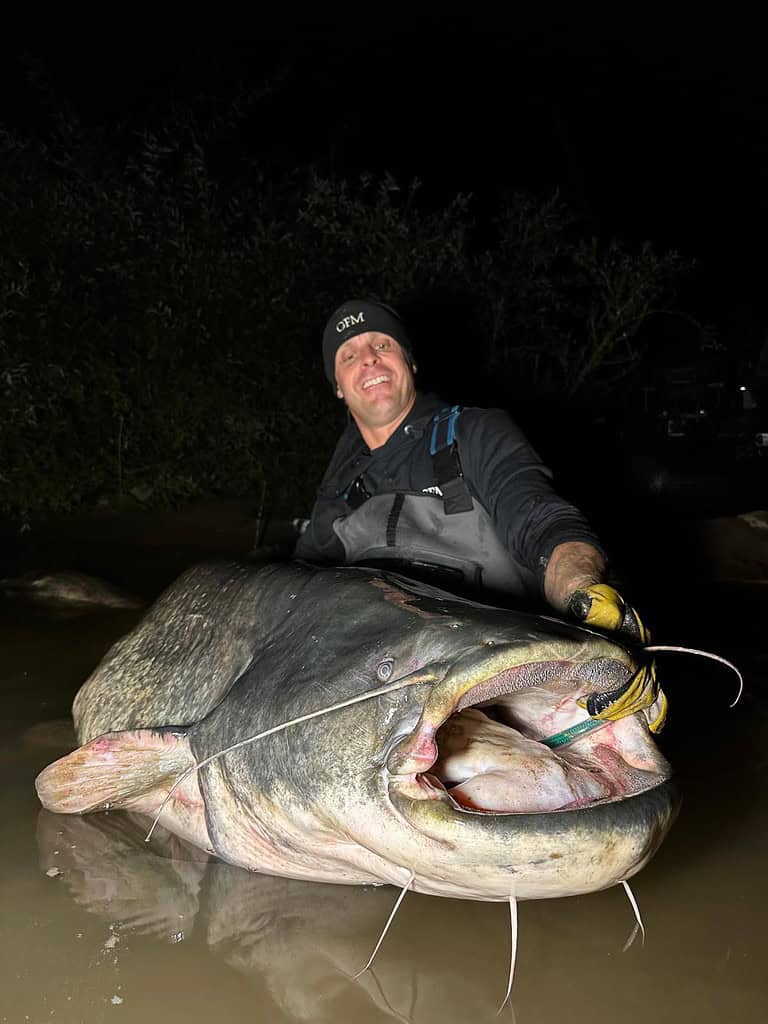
567;583;650;644
567;583;667;734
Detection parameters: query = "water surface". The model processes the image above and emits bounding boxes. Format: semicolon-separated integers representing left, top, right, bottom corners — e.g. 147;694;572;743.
1;585;766;1023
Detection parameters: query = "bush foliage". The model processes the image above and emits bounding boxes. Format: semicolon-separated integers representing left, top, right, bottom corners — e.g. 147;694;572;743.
0;109;689;520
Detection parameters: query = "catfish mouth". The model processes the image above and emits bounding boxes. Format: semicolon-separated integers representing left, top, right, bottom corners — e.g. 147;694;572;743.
388;653;671;815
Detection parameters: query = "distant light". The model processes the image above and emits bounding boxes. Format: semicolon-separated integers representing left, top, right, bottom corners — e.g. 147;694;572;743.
699;409;706;415
739;385;747;391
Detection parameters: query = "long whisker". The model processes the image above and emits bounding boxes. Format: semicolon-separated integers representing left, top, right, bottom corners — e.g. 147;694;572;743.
497;894;518;1014
362;967;412;1024
144;672;435;841
354;871;415;979
644;645;743;707
622;921;641;952
620;879;645;950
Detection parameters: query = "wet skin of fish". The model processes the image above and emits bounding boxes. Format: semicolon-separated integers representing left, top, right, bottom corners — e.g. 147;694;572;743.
36;561;679;902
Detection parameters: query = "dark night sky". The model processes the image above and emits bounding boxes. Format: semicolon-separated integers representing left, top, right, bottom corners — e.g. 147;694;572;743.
3;15;767;349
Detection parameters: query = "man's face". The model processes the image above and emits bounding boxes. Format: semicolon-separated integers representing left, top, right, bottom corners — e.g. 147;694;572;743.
334;331;416;433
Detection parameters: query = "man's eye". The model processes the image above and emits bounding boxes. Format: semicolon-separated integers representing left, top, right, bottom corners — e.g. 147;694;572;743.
376;341;390;350
342;351;355;362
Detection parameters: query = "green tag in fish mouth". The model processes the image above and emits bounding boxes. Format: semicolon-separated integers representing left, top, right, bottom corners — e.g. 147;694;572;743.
541;717;606;748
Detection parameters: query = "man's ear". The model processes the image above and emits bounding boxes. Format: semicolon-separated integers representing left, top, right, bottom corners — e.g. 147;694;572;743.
336;384;344;399
411;362;418;375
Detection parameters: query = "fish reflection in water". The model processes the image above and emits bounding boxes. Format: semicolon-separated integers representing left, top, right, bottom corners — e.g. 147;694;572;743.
37;809;529;1022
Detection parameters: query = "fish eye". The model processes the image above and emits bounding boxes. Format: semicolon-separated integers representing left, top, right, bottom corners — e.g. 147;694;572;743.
376;658;394;681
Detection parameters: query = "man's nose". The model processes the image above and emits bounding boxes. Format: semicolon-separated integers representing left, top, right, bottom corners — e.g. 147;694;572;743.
362;346;380;365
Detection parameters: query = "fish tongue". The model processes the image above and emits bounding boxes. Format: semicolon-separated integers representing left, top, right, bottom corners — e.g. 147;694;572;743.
447;755;610;813
435;707;610;813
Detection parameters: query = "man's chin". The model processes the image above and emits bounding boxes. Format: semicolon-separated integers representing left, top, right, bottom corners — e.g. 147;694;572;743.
352;391;398;417
346;389;416;438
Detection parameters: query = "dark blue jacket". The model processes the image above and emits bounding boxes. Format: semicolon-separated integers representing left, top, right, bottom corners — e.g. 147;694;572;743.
295;392;603;590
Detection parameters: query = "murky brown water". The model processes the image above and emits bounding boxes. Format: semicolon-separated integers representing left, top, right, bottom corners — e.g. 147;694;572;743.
1;585;767;1024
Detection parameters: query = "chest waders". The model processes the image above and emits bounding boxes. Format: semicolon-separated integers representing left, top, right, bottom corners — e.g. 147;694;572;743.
332;406;538;599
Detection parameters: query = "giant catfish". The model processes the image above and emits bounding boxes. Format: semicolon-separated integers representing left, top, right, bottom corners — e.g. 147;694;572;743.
36;561;679;902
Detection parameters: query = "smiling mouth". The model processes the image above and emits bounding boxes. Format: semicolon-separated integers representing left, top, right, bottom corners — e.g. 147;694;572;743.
362;375;390;390
388;657;671;815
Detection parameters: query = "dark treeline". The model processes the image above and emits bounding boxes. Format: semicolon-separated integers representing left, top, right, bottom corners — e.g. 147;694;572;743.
1;96;694;521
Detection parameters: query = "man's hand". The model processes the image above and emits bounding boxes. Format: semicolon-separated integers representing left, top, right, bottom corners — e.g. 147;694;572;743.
580;659;668;734
543;545;666;732
567;583;650;644
567;583;667;734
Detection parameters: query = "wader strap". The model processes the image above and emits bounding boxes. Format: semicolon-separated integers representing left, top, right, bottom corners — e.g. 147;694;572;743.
429;406;473;515
386;493;405;546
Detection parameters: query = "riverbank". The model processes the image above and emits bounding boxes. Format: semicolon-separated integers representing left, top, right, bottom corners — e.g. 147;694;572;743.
0;496;299;599
1;497;766;601
694;509;768;583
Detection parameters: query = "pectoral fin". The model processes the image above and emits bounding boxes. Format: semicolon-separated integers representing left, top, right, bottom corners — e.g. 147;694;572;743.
35;728;196;814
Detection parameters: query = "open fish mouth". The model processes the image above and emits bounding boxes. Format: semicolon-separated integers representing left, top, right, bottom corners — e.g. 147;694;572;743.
387;648;672;815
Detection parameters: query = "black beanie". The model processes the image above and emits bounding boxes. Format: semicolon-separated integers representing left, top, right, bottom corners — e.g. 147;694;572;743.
322;299;413;384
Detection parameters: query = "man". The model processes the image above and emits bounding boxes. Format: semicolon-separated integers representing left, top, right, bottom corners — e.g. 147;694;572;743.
296;299;665;730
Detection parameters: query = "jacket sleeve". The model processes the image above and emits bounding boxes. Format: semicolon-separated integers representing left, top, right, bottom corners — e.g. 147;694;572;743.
457;408;605;583
293;424;357;564
293;489;347;564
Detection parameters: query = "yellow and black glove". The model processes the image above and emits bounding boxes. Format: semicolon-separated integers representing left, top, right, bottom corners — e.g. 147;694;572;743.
567;583;667;734
567;582;650;644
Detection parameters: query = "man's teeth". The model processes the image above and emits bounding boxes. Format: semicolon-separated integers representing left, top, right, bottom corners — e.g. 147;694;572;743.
362;376;389;389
